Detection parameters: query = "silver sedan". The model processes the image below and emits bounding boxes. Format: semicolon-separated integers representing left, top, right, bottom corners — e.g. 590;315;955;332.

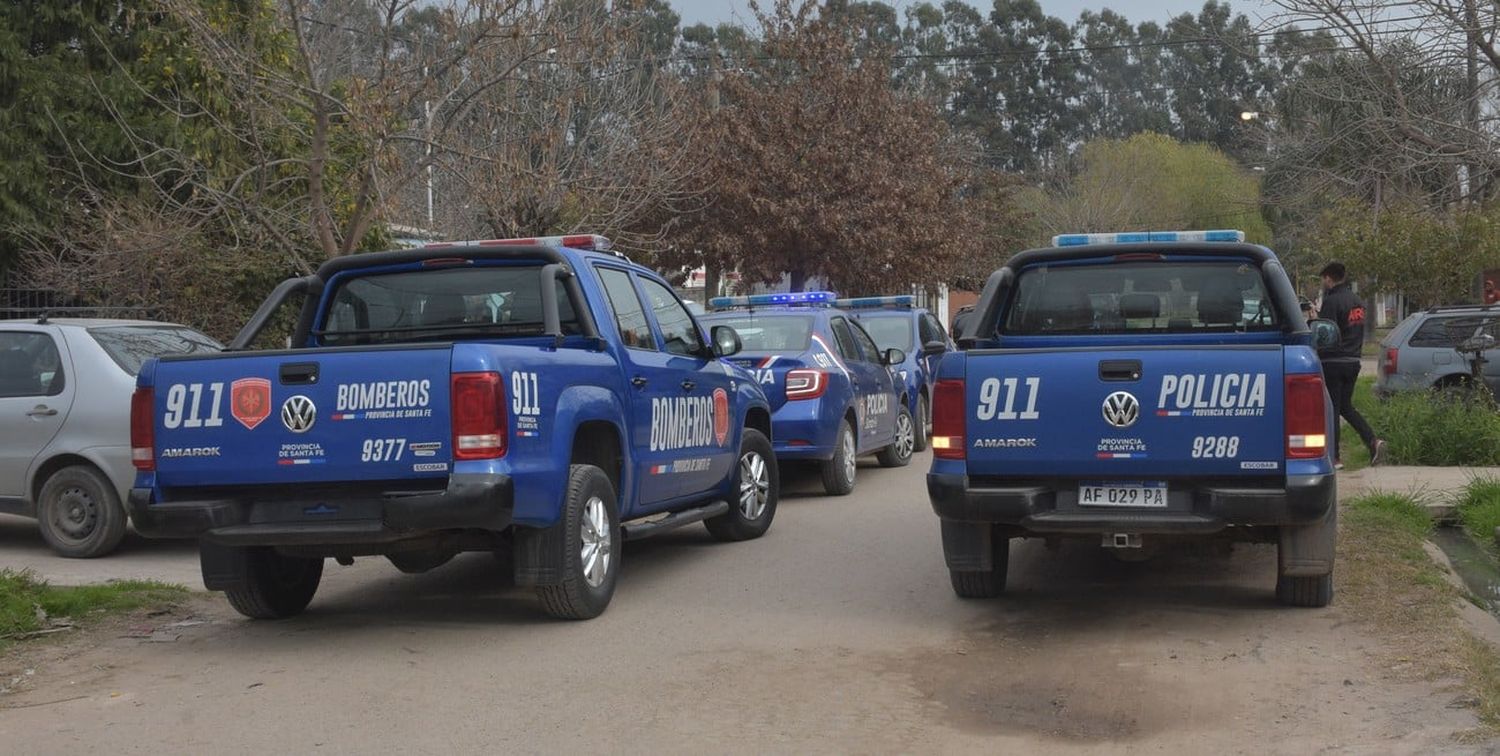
0;318;221;557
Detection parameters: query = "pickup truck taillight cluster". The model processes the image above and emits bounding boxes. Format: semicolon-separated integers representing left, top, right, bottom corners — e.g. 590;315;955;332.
131;387;155;471
452;372;507;460
1284;374;1328;459
931;379;966;460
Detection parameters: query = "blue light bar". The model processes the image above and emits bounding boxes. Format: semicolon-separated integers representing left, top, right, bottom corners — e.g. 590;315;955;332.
709;291;838;309
833;295;915;310
1051;230;1246;247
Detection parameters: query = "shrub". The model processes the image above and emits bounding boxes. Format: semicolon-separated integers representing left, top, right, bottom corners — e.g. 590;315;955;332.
1458;477;1500;544
1365;391;1500;467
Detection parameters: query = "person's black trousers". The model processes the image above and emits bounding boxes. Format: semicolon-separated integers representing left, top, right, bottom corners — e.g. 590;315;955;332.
1321;360;1376;459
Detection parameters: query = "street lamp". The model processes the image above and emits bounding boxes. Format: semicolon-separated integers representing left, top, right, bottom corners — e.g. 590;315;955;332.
1241;111;1261;121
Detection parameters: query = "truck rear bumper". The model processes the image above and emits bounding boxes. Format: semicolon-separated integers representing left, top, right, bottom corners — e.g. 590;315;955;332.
127;473;513;545
927;472;1335;534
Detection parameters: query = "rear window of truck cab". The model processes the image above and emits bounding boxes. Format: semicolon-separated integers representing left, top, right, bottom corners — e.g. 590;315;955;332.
1003;260;1279;335
320;265;579;345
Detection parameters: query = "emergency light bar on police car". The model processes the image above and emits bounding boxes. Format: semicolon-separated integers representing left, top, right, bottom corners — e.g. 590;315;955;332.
833;295;915;310
709;291;838;310
423;233;613;251
1051;230;1246;247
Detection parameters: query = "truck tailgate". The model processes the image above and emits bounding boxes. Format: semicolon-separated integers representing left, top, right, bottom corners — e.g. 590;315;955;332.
148;346;453;487
964;346;1285;479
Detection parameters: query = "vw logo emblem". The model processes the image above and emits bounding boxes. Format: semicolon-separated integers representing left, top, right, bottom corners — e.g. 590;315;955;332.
281;395;317;433
1101;391;1139;429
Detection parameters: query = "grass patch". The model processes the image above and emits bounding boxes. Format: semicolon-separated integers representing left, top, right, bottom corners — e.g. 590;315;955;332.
1343;377;1500;468
1340;492;1500;734
1458;477;1500;547
0;569;185;650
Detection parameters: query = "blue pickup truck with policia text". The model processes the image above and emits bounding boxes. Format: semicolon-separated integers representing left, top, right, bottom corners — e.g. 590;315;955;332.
700;292;913;496
928;231;1344;607
840;295;955;453
126;235;776;621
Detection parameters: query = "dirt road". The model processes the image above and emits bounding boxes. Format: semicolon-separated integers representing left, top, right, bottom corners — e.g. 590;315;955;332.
1;456;1487;753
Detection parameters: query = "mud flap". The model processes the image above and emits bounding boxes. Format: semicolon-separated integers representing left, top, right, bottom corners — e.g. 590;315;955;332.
1278;491;1337;578
941;519;996;572
513;522;565;587
199;540;250;591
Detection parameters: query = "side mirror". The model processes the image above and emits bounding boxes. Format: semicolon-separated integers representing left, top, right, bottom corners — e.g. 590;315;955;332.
921;339;946;356
1310;319;1340;350
711;325;742;357
883;347;906;366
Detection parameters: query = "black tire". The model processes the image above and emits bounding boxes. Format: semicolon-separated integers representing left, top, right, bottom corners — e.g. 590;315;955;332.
36;465;128;559
705;428;779;542
222;546;324;619
536;465;620;620
876;403;915;468
819;420;857;496
1276;573;1333;608
949;529;1009;599
912;394;930;453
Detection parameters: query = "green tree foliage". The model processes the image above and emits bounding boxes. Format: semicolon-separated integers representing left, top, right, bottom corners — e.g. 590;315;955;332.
0;0;191;279
1310;200;1500;310
1023;132;1270;245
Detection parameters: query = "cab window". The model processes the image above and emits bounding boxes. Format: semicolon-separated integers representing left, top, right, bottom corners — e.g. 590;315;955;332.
595;267;656;350
849;321;883;363
830;317;859;361
1004;260;1278;334
0;332;64;398
637;276;704;357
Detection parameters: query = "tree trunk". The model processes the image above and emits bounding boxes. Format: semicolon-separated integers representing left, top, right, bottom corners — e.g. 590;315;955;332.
789;269;807;292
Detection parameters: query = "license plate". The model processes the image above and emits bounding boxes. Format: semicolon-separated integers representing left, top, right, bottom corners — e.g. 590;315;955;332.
1078;482;1168;508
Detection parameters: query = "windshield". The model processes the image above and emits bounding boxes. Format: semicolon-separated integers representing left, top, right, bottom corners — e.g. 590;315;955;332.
320;265;579;346
1003;260;1279;335
857;316;914;352
702;314;813;352
90;326;223;375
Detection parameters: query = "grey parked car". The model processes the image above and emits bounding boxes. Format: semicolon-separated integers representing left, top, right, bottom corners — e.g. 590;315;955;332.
1375;305;1500;398
0;318;221;557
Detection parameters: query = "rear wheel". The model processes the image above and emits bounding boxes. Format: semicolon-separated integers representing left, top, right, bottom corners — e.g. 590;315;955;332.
912;394;930;453
949;530;1010;599
820;421;857;496
536;465;620;620
36;465;127;559
222;547;324;619
1276;573;1333;608
705;428;778;541
877;404;915;468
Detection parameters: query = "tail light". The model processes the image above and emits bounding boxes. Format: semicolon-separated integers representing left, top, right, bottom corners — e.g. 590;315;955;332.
784;369;827;400
1383;347;1398;375
931;379;966;460
131;388;155;471
1285;374;1328;459
452;372;506;460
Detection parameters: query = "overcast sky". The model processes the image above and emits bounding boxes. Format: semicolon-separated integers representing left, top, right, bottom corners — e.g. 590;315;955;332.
670;1;1264;28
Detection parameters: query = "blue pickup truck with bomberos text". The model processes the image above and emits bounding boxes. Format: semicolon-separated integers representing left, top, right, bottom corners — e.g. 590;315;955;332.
126;235;776;621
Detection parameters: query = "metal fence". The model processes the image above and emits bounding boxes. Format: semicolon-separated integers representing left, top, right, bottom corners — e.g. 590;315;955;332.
0;288;159;321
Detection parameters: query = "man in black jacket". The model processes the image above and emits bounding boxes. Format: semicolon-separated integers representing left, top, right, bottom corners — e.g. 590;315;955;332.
1317;262;1386;467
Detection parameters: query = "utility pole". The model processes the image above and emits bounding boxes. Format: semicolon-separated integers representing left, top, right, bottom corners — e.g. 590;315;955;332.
1464;0;1481;204
702;51;722;304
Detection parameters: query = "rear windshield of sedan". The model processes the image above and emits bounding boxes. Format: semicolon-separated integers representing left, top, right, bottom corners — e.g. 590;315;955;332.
703;314;813;352
91;326;223;375
857;315;914;352
1003;260;1279;335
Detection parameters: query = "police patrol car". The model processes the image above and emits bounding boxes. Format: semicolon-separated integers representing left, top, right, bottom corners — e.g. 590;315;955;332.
839;295;954;452
126;235;776;621
700;292;913;495
928;231;1343;607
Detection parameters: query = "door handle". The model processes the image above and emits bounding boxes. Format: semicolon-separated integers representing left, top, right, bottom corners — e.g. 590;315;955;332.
631;376;648;389
680;380;696;391
27;406;58;417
